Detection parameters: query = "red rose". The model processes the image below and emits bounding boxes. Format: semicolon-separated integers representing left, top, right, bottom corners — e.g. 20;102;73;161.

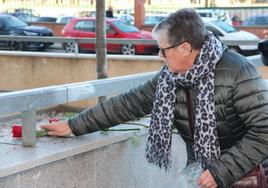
12;124;22;138
11;124;48;138
48;117;59;123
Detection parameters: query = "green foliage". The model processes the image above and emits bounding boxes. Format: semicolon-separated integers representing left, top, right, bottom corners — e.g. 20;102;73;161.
36;129;48;137
65;112;77;119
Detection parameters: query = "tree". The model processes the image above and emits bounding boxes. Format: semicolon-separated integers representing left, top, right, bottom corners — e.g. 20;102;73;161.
96;0;108;103
205;0;209;7
205;0;216;7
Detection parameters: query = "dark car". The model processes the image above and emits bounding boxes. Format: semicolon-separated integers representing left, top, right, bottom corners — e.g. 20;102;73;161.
0;14;53;51
11;12;39;23
62;17;157;55
10;8;39;23
36;17;57;22
242;15;268;26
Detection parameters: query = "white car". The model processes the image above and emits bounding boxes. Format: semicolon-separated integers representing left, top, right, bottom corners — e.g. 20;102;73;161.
196;9;232;25
117;14;134;25
56;16;75;25
203;18;260;56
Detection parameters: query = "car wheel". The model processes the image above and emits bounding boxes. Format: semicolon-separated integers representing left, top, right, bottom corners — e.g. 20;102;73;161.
65;42;78;53
38;43;51;51
11;42;26;51
120;44;136;55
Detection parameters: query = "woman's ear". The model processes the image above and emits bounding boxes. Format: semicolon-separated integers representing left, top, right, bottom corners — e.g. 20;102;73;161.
181;42;192;56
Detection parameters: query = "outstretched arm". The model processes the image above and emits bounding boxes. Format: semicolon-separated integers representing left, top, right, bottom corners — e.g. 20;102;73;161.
42;68;163;137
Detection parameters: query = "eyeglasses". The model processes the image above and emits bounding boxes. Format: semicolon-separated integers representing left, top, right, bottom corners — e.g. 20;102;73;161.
158;41;186;58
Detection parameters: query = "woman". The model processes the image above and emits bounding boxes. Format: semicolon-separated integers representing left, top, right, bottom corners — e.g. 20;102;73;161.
42;8;268;188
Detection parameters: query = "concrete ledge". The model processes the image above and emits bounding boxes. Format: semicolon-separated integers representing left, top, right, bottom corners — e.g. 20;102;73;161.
0;50;161;61
0;49;261;62
0;118;187;188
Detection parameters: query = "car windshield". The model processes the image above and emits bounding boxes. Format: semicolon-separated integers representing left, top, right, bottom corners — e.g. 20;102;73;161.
144;16;165;25
199;12;213;18
3;16;27;27
212;20;236;33
112;20;139;32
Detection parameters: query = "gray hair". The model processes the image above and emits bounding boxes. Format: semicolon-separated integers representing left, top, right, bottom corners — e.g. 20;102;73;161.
152;8;205;49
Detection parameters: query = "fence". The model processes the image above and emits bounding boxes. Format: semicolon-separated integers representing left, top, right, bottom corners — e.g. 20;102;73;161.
0;72;156;147
195;6;268;21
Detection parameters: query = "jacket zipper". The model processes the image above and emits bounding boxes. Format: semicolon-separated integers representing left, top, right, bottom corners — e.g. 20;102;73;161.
185;89;194;140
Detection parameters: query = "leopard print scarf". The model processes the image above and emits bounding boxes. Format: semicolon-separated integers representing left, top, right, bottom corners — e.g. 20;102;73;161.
146;33;224;170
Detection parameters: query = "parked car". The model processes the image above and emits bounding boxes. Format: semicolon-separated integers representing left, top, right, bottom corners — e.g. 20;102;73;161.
144;15;166;25
12;8;39;17
9;8;39;23
36;17;57;22
0;14;54;51
242;15;268;26
203;18;260;56
117;14;134;25
61;17;158;55
56;16;75;25
196;9;232;25
10;12;39;23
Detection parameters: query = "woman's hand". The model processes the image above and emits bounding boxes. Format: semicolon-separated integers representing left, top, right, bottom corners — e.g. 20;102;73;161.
197;169;217;188
41;121;72;137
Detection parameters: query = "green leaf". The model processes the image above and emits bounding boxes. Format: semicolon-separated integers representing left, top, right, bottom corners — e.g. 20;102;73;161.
125;122;149;128
65;112;77;119
36;129;49;137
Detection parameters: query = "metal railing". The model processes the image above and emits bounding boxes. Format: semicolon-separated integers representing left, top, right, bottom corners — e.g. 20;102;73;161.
0;72;156;147
0;35;261;55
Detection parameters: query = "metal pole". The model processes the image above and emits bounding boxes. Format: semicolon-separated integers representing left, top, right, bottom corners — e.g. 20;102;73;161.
96;0;108;103
22;110;36;147
75;41;79;55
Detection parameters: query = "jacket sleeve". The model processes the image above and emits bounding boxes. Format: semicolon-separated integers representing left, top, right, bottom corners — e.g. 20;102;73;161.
67;69;162;136
208;62;268;188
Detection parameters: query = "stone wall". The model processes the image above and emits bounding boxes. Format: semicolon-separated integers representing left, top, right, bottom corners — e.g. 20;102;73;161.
0;52;163;107
0;120;187;188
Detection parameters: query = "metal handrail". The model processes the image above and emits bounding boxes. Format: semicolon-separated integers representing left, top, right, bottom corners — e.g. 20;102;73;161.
0;35;157;44
0;71;156;147
0;35;260;45
0;35;261;53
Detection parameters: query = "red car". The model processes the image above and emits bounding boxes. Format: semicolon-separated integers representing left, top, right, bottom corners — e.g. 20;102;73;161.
61;17;157;55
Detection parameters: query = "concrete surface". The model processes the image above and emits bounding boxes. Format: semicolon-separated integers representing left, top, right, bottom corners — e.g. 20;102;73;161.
0;118;187;188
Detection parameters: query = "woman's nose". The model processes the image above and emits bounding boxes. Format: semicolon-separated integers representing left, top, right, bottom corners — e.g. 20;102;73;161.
158;50;164;58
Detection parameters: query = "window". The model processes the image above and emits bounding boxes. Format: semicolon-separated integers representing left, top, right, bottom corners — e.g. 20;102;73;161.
112;20;139;32
74;20;95;32
212;20;236;33
106;24;115;33
243;17;255;26
199;12;213;18
3;16;27;28
255;16;268;25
